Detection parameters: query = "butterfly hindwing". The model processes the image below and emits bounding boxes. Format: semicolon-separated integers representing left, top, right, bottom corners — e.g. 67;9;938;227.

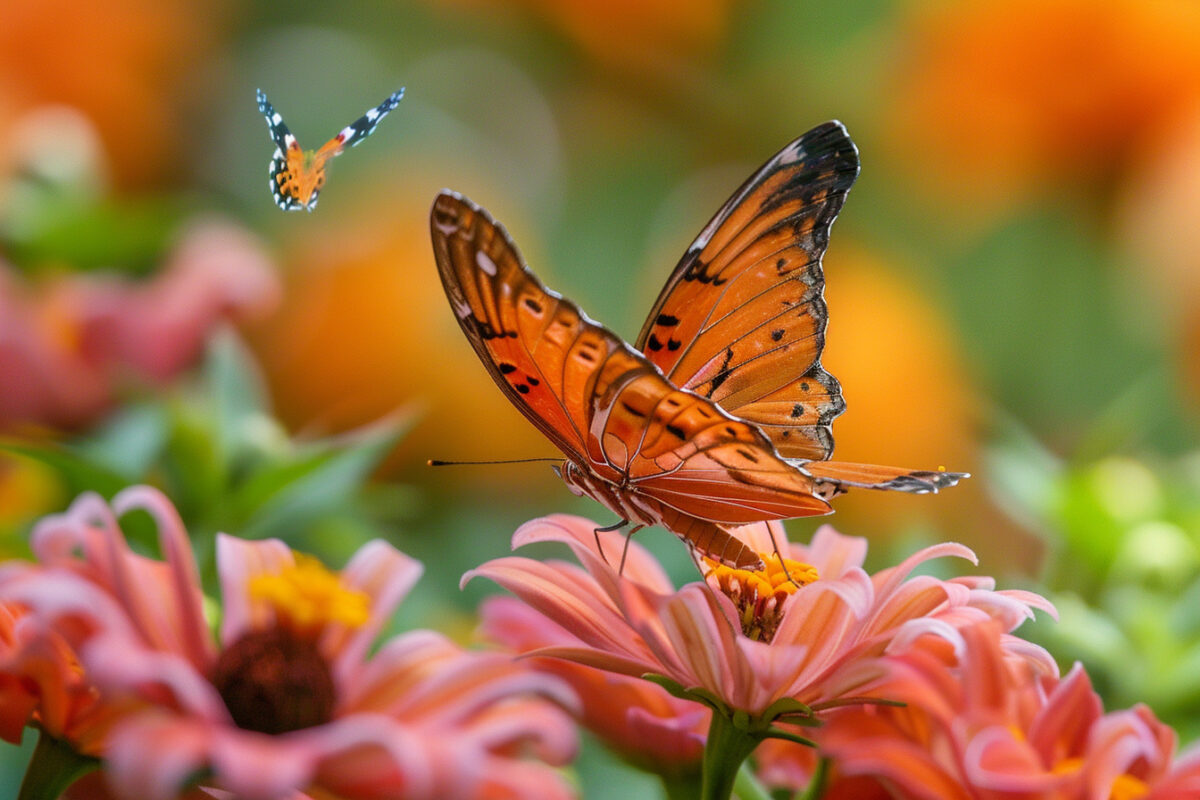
268;148;300;211
636;122;858;461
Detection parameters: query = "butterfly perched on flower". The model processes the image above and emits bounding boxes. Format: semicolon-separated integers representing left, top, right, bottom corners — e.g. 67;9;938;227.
256;88;404;212
430;121;967;570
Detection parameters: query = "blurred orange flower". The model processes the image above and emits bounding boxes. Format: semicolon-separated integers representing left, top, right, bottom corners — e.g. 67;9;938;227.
0;0;219;189
815;245;1024;556
0;220;278;432
433;0;738;74
248;193;549;482
889;0;1200;212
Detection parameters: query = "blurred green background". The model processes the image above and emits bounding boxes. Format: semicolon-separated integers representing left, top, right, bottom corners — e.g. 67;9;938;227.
3;0;1200;796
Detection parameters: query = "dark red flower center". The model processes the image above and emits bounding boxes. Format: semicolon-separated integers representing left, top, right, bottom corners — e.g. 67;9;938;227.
210;628;336;734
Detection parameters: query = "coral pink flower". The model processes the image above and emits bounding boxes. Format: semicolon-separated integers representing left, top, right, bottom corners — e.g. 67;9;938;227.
466;515;1056;721
481;594;709;775
774;621;1200;799
0;219;278;432
0;488;579;800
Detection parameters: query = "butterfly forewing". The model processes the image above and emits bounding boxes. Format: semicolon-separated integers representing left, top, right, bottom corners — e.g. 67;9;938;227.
636;122;858;460
432;193;613;466
315;89;406;160
256;90;297;154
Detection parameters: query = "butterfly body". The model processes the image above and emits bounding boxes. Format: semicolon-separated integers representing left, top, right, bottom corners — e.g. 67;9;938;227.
256;88;404;212
431;122;967;569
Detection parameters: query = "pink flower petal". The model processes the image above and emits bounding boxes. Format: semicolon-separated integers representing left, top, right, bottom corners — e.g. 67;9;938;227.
328;540;423;675
216;534;294;647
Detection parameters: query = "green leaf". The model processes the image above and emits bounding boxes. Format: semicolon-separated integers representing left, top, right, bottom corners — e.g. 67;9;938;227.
237;420;403;541
0;441;127;499
75;403;169;478
18;730;99;800
205;327;269;468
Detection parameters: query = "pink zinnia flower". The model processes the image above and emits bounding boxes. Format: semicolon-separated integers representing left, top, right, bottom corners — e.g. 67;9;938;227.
467;515;1056;720
0;487;579;800
0;219;278;432
480;594;709;775
788;621;1200;799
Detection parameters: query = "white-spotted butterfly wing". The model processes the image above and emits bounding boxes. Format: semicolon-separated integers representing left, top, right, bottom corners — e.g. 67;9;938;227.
431;122;967;568
256;88;405;212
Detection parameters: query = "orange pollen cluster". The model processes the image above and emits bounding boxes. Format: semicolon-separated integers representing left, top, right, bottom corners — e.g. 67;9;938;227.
704;553;818;642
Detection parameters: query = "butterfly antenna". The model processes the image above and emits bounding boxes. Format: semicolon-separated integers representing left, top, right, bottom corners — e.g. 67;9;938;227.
427;457;560;466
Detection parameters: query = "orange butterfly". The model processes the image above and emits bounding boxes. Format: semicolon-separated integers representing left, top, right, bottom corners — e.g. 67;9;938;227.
431;121;966;570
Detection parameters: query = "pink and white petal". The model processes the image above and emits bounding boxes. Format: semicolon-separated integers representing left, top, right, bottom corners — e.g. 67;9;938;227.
463;756;576;800
82;633;231;721
0;570;143;645
799;526;869;580
208;729;322;800
466;699;579;765
870;542;977;603
105;713;218;800
479;595;576;652
298;714;435;800
520;644;661;678
31;491;210;669
775;569;872;650
327;540;423;674
512;515;674;594
216;534;293;646
465;558;647;660
338;630;463;714
825;733;972;800
1026;664;1102;756
962;725;1066;793
383;650;577;726
631;584;753;709
113;487;211;668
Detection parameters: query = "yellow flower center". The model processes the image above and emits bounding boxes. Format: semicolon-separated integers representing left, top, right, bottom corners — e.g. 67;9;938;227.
1051;758;1147;800
1109;773;1148;800
248;554;370;637
704;552;818;642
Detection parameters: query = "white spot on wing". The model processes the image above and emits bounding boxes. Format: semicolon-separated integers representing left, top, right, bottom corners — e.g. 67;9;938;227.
476;251;498;276
778;141;806;165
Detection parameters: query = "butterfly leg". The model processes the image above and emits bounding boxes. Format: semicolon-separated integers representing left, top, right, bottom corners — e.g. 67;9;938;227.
617;525;645;575
761;523;802;587
593;519;628;566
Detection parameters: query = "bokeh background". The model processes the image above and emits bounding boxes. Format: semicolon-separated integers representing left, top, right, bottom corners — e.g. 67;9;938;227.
3;0;1200;796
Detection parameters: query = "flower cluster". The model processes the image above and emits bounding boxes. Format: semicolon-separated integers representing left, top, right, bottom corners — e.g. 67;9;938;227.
0;488;577;799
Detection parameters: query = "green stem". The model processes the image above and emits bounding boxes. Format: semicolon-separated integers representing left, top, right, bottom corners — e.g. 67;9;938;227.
796;756;830;800
18;730;99;800
701;712;761;800
660;770;704;800
733;763;774;800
